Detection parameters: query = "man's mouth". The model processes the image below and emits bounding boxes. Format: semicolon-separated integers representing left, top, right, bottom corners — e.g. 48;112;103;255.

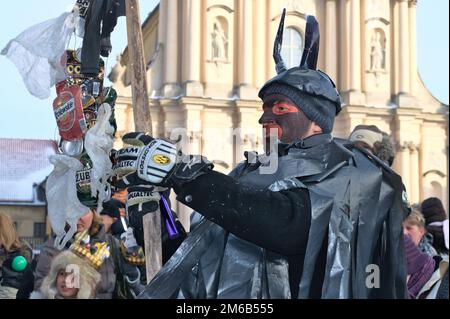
263;124;283;139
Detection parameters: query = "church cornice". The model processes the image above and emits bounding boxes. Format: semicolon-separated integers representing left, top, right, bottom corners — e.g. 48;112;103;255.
396;0;417;6
342;105;394;116
409;0;418;8
416;113;449;123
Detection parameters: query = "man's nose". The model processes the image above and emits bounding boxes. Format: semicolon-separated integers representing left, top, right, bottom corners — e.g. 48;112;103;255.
258;110;275;125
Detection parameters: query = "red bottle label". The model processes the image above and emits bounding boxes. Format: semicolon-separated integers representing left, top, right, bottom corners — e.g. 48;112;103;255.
53;85;87;140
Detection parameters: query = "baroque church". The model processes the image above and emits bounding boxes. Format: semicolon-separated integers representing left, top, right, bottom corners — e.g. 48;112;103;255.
109;0;449;227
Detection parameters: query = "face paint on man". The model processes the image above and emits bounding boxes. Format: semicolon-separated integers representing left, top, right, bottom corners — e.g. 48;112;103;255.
259;94;314;148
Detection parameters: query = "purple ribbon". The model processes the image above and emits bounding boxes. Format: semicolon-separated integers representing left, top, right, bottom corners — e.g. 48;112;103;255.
160;195;180;240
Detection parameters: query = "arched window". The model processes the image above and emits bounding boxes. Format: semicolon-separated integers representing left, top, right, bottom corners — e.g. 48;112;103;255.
281;27;303;69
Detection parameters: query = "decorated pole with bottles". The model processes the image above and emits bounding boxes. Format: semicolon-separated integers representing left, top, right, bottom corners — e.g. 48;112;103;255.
125;0;162;284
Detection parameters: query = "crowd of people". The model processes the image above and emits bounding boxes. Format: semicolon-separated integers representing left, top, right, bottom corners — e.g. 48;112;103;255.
1;191;447;299
348;125;448;299
0;196;186;299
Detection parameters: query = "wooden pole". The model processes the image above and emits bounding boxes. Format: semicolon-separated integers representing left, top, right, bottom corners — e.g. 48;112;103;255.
125;0;162;284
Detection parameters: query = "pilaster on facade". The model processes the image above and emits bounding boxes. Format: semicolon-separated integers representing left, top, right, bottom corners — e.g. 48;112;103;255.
325;0;338;86
396;92;420;108
341;90;367;106
236;84;259;100
183;82;205;97
182;0;204;97
395;106;423;118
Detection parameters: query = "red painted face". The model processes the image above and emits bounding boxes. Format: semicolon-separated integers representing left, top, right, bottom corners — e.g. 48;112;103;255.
259;94;313;146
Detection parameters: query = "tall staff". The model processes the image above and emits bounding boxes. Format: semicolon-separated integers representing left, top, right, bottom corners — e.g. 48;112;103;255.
125;0;162;284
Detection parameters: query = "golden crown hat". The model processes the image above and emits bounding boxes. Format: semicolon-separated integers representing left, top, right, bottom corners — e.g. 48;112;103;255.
119;241;146;266
69;230;110;270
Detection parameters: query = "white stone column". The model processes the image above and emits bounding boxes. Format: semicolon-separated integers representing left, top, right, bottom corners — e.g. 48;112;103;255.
182;0;203;96
237;0;255;98
349;0;361;92
158;0;166;47
325;0;338;85
409;0;417;95
398;142;412;200
163;0;181;96
183;104;203;155
409;143;420;204
338;0;349;92
398;0;410;94
254;0;267;88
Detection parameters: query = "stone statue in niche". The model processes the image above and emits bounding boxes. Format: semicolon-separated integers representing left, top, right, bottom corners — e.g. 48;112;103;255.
368;29;386;86
211;21;228;61
370;30;385;73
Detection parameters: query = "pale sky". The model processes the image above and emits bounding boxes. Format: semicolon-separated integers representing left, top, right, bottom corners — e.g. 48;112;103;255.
0;0;448;140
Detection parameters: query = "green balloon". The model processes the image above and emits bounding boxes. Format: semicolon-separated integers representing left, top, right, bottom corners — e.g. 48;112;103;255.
12;256;27;272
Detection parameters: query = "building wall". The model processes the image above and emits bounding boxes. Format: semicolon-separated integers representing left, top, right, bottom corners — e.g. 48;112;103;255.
111;0;449;228
0;206;47;238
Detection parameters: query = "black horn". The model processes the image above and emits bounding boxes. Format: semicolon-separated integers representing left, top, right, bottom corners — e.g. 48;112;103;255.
273;8;287;74
300;15;320;69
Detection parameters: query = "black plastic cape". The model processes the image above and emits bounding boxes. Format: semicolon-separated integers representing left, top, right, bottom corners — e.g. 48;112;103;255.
138;135;408;299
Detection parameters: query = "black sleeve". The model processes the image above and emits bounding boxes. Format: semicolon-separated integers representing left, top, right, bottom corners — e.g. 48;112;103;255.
81;0;105;75
173;171;311;256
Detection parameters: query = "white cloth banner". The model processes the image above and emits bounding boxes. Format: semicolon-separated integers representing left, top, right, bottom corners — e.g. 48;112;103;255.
46;154;90;250
84;103;114;211
1;12;78;99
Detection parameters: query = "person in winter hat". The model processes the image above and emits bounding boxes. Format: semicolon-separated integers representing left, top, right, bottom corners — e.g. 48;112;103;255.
100;198;128;238
421;197;449;256
349;125;396;166
0;212;33;299
404;234;436;298
31;250;101;299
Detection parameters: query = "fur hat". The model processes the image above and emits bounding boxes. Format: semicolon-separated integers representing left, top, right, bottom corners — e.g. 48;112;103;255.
39;250;101;299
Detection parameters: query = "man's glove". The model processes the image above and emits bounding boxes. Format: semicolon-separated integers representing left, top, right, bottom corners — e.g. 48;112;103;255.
112;132;213;189
127;185;160;227
125;185;162;247
112;132;179;186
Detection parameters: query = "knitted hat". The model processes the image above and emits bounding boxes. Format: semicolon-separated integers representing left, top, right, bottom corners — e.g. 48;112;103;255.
349;125;383;149
421;197;447;226
100;199;125;219
260;81;338;133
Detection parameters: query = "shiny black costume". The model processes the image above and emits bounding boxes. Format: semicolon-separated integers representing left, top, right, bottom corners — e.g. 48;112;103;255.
137;12;409;299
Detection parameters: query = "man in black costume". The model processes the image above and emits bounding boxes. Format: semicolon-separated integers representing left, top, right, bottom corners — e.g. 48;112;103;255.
112;11;409;299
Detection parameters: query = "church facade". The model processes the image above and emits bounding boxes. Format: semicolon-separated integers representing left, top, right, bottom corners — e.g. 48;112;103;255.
110;0;448;227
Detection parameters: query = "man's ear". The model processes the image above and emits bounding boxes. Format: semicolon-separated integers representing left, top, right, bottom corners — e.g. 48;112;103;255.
311;122;323;134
